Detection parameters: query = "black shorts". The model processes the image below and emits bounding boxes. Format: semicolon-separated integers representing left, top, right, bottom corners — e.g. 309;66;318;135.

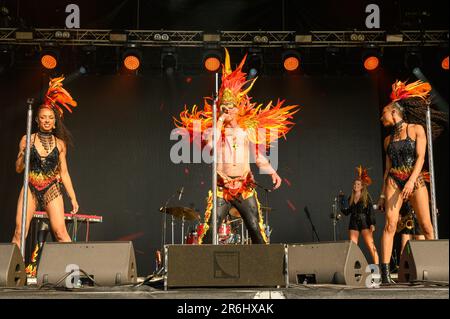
348;213;375;231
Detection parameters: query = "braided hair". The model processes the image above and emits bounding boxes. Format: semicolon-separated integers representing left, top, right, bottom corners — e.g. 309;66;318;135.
394;97;448;140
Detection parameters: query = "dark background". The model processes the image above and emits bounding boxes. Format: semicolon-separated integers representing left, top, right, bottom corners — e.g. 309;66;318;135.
0;0;448;275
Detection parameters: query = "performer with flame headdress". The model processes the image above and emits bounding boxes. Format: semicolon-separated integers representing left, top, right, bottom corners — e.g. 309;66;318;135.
339;166;379;264
12;77;79;276
174;49;299;244
378;80;448;283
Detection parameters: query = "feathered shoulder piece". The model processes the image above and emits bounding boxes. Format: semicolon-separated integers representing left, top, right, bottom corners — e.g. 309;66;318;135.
390;80;431;102
173;48;300;146
355;165;372;186
42;76;77;116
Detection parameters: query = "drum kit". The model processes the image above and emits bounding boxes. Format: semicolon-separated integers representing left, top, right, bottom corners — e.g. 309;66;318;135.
160;205;275;246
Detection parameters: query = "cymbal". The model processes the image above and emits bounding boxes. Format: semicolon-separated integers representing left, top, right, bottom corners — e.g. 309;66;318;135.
160;207;200;221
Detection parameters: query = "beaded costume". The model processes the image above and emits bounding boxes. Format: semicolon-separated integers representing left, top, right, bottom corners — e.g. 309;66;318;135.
25;76;77;277
387;81;431;191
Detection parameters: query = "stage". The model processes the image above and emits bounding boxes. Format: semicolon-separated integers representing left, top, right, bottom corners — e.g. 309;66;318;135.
0;281;448;299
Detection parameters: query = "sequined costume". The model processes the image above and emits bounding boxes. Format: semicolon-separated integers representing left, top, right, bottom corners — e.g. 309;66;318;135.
174;49;299;245
28;133;63;210
387;81;432;191
24;76;77;277
387;124;429;190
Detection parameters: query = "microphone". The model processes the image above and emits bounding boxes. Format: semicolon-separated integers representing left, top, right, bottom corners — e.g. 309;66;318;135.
178;186;184;201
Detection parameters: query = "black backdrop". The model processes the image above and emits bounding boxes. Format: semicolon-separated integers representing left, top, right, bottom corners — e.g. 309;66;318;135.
2;68;447;275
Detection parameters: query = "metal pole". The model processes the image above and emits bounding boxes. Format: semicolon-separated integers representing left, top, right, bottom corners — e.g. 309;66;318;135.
426;105;439;239
171;215;174;244
20;99;34;259
212;73;219;245
181;216;185;244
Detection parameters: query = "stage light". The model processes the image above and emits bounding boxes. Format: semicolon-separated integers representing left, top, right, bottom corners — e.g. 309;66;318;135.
154;33;170;41
364;56;379;71
41;54;57;69
202;49;222;72
15;31;33;40
246;48;263;77
40;48;59;70
282;50;301;72
362;47;382;72
78;45;96;75
122;47;142;72
253;35;269;44
404;47;422;70
442;56;449;70
161;48;177;75
110;31;127;42
0;45;14;73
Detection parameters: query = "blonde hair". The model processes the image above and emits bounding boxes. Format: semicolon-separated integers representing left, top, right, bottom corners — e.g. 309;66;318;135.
350;180;372;208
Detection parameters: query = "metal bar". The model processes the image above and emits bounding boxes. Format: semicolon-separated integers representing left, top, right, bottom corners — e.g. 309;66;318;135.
426;105;439;239
20;100;34;259
212;73;219;245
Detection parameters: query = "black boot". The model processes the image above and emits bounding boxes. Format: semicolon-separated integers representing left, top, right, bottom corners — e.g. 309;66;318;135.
380;263;395;284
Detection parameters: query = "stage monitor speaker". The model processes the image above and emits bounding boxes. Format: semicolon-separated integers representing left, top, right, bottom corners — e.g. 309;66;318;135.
287;241;368;286
398;239;449;283
165;244;287;288
0;244;26;287
37;241;137;286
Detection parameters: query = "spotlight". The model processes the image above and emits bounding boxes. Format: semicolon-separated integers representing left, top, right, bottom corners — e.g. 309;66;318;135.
404;47;422;70
363;56;379;71
324;47;342;73
202;49;222;72
282;50;301;72
246;48;263;77
253;35;269;44
441;56;449;70
154;33;170;41
54;31;71;39
362;47;382;71
161;48;177;75
40;48;59;70
0;45;14;73
122;48;142;71
79;45;96;74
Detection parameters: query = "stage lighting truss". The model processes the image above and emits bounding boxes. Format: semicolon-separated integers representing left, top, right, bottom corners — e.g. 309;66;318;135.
1;29;446;48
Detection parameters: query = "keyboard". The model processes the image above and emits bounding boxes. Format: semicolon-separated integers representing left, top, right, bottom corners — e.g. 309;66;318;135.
33;211;103;223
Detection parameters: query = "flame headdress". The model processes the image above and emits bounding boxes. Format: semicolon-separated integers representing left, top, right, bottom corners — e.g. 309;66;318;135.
390;80;431;102
355;165;372;186
174;48;299;146
42;76;77;117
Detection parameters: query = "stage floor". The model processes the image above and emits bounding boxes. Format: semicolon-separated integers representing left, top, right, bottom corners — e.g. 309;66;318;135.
0;282;447;299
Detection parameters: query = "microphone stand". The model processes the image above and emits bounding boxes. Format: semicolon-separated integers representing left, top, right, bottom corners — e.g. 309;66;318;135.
157;189;179;275
20;99;34;259
304;207;320;242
